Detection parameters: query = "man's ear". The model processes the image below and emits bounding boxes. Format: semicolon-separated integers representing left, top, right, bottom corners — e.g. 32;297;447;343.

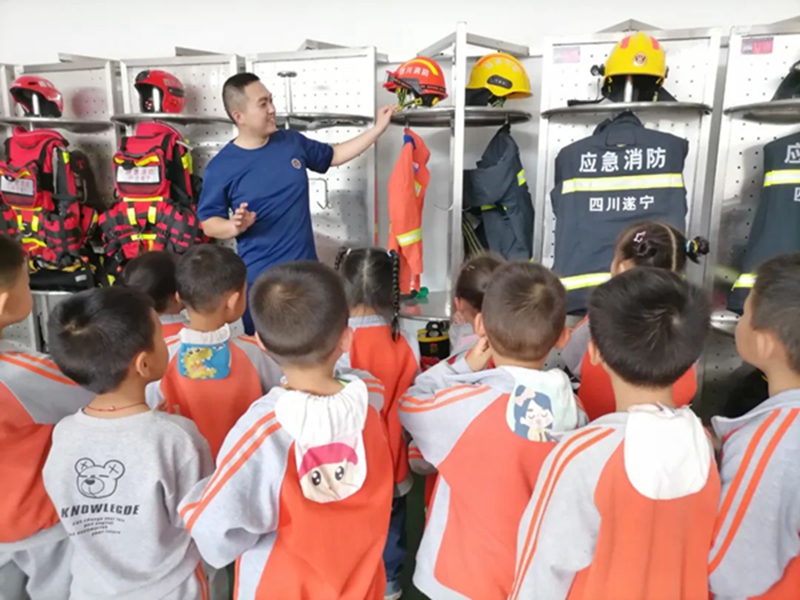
588;338;604;368
555;326;571;351
339;326;354;354
474;312;486;337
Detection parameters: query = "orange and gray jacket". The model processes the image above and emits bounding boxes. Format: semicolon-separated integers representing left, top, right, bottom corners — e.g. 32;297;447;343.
388;130;429;294
551;112;688;313
710;391;800;599
729;132;800;312
463;124;533;260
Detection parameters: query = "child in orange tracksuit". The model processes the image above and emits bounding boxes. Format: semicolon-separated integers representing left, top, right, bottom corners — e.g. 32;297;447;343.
511;268;719;600
0;234;93;598
334;247;419;600
410;253;506;510
560;221;709;421
121;251;187;339
180;261;394;600
147;245;281;460
710;254;800;599
400;263;584;600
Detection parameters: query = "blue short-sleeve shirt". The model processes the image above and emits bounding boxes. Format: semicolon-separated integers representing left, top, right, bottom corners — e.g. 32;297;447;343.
197;130;334;281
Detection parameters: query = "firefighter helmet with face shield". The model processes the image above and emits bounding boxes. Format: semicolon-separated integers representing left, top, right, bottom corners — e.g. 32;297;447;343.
384;57;448;108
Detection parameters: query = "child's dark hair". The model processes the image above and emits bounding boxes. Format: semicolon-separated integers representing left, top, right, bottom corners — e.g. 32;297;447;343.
455;253;505;313
47;287;156;394
334;247;401;340
750;253;800;374
176;245;247;313
614;221;709;272
0;234;26;289
588;267;710;387
250;261;349;366
482;262;566;362
121;251;178;314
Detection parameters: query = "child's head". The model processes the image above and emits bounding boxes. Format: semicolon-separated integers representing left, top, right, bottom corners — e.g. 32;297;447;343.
611;221;709;275
335;247;400;339
121;251;180;315
454;253;505;323
0;234;32;326
736;253;800;376
48;287;168;394
176;245;247;322
588;267;710;388
250;261;350;369
480;262;568;364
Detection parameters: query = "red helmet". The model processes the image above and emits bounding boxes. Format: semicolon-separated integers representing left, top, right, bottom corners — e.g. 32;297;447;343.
10;75;64;117
134;69;185;114
384;57;448;108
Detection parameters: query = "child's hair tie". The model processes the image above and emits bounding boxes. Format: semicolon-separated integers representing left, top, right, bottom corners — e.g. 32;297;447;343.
633;231;646;243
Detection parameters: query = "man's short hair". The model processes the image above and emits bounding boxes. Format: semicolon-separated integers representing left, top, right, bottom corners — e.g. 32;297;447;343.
589;267;710;387
0;234;26;289
222;72;261;121
751;253;800;373
121;251;178;314
176;245;246;313
250;261;348;366
48;287;156;394
482;262;567;362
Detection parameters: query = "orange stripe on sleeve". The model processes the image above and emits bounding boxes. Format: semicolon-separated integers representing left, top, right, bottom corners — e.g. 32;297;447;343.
399;385;491;413
180;411;276;520
237;336;260;347
402;384;475;407
363;378;383;386
511;428;615;600
710;409;798;572
367;387;384;396
194;564;209;600
0;354;76;386
8;352;59;372
711;410;781;552
234;557;241;600
186;422;282;532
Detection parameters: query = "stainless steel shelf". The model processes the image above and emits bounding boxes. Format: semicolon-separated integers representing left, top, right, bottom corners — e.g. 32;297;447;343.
111;113;232;126
390;107;532;128
711;310;739;337
724;99;800;124
400;290;451;322
542;101;712;119
276;112;373;131
0;116;113;133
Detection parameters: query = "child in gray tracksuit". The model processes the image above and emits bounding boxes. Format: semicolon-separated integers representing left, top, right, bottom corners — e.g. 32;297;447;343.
710;253;800;599
42;287;215;600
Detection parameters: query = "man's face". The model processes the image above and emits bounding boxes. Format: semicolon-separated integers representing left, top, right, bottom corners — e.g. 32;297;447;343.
237;81;277;137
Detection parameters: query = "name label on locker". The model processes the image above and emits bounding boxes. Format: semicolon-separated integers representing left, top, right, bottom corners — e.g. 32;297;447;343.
554;46;581;64
741;37;774;55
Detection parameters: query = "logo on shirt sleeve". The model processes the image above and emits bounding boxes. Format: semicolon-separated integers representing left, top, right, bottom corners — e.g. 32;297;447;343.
291;158;302;170
75;458;126;499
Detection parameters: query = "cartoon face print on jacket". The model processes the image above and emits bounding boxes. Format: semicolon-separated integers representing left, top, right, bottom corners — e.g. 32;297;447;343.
297;441;362;503
511;386;555;442
75;458;126;499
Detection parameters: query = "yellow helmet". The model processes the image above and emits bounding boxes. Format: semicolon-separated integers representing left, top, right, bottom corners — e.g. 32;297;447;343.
604;32;667;84
466;52;531;105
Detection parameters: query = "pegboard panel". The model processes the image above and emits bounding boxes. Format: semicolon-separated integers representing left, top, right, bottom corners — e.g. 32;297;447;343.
248;49;378;252
16;61;120;207
1;314;39;351
707;26;800;299
533;29;721;268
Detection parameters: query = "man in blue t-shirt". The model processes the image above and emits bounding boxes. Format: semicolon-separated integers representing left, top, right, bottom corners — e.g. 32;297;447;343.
198;72;394;333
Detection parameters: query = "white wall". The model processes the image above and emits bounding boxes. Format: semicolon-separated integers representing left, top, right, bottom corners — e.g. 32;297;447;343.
0;0;798;64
